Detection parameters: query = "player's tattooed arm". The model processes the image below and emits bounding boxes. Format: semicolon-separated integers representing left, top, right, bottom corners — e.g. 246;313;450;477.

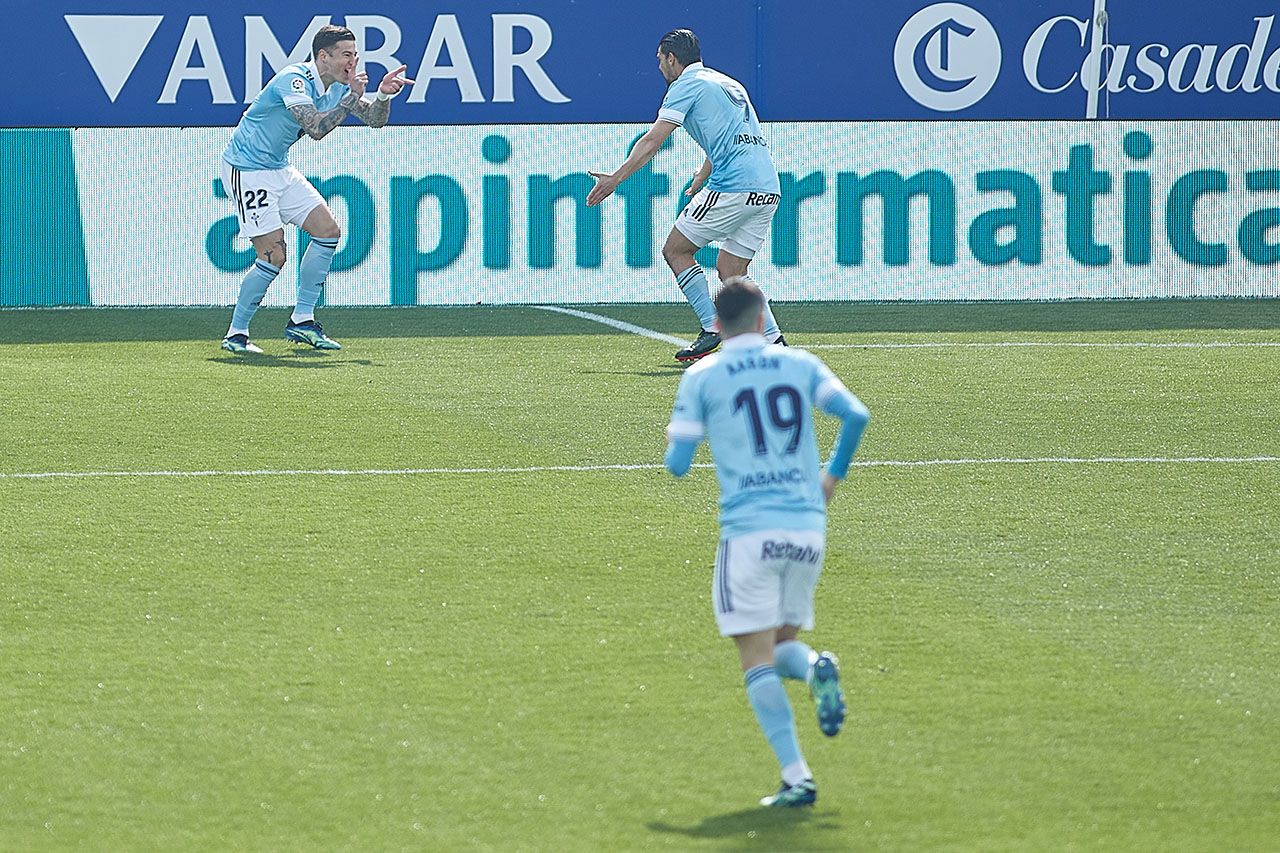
288;93;360;140
347;65;412;129
349;96;390;129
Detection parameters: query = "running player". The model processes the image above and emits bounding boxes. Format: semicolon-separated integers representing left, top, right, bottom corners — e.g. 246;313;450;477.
587;28;787;363
665;277;871;807
219;24;412;353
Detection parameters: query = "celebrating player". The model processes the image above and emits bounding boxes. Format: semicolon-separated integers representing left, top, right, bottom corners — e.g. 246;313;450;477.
665;277;870;808
588;28;788;363
219;25;412;353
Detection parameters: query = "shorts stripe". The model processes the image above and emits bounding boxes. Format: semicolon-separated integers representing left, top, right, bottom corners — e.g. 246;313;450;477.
690;192;710;221
689;191;715;222
716;540;734;614
693;191;720;222
713;541;722;614
232;167;241;220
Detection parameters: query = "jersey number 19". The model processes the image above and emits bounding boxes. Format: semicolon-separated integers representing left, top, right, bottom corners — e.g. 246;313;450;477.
733;385;802;456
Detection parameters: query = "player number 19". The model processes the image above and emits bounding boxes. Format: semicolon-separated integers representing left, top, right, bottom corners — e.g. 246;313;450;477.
732;385;803;455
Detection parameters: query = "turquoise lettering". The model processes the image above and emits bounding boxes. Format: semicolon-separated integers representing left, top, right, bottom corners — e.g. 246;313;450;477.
390;175;468;305
615;132;671;267
1123;132;1154;265
1239;170;1280;265
774;172;826;267
836;170;956;266
1167;170;1228;266
1052;145;1112;266
969;170;1042;265
528;174;601;268
481;135;511;270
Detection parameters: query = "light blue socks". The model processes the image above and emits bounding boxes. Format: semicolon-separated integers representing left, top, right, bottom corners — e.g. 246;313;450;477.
744;664;810;784
774;640;817;682
293;236;338;323
675;267;783;341
228;259;280;336
674;265;717;331
741;275;782;341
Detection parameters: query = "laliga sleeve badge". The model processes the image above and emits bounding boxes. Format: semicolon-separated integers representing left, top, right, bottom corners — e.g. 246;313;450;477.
291;78;306;93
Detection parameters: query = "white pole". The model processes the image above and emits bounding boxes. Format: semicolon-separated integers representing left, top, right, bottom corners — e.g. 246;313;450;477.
1086;0;1109;119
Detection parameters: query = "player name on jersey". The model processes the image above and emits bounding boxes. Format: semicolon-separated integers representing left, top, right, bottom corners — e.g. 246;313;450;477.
726;353;783;375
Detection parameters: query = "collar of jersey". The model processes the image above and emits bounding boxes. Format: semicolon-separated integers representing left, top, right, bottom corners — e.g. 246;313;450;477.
304;61;336;96
721;333;767;351
678;61;705;79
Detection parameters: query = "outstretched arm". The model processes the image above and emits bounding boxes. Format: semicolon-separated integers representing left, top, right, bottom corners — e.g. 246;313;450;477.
350;64;414;129
586;119;679;206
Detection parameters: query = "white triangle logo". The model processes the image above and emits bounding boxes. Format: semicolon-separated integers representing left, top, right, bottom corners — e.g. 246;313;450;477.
65;15;164;103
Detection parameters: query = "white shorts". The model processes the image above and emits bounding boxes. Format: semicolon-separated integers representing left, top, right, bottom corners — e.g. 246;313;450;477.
220;161;326;239
675;188;779;260
712;529;826;637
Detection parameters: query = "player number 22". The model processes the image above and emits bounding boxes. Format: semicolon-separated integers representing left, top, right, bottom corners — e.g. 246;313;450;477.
242;189;268;210
732;385;803;455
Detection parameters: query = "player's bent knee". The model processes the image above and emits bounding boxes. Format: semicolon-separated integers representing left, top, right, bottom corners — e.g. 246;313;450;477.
257;246;286;266
662;244;691;270
716;258;750;280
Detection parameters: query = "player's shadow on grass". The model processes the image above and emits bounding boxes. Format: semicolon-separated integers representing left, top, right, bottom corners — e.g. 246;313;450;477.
583;368;687;378
207;352;379;369
647;807;841;842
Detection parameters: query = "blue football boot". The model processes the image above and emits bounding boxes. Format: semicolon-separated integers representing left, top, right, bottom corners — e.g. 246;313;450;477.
811;651;846;737
221;333;263;354
760;778;817;808
284;319;342;350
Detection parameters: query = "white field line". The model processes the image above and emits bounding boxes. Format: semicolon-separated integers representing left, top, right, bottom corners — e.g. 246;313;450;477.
533;305;689;346
805;341;1280;350
2;456;1277;481
532;305;1276;351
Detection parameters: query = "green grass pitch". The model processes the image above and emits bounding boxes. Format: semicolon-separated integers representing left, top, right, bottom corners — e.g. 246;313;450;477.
1;300;1277;850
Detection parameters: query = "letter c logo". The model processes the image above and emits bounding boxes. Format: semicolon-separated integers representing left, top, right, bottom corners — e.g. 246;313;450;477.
894;3;1002;111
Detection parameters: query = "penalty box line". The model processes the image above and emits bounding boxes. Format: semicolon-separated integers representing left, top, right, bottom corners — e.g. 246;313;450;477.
532;306;1278;351
3;457;1278;481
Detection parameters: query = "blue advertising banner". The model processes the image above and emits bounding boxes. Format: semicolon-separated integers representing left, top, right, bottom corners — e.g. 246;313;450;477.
22;0;754;127
9;0;1280;126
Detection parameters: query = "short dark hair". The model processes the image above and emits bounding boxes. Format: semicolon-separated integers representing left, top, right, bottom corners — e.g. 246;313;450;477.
658;29;701;66
715;277;765;334
313;25;356;60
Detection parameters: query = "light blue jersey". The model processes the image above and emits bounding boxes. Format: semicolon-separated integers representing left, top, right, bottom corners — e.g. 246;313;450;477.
223;62;349;171
666;335;868;539
657;63;780;194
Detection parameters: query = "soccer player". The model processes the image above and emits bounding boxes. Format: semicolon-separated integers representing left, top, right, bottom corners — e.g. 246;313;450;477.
219;25;412;353
665;277;870;808
587;28;787;363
